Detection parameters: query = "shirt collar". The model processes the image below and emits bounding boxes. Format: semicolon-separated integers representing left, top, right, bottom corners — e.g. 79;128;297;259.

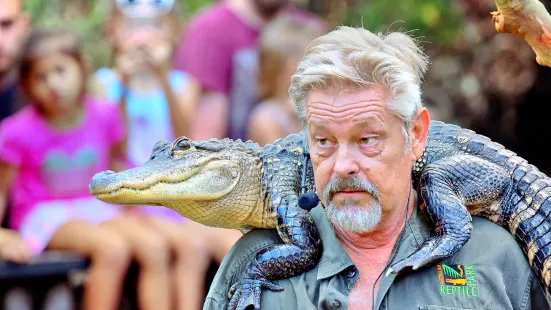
312;190;431;281
311;205;355;280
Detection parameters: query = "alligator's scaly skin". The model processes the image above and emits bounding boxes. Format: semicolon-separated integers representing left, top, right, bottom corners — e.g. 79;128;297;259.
90;131;321;310
90;120;551;309
395;120;551;289
224;132;321;310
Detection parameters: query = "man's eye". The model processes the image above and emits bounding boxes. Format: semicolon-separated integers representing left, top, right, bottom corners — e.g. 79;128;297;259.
317;138;329;146
360;137;377;146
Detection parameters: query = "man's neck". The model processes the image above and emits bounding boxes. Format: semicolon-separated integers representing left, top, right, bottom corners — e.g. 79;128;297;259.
336;189;415;310
335;188;415;253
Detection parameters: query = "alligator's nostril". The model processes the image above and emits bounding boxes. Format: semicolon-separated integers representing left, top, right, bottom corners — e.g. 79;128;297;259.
89;170;118;193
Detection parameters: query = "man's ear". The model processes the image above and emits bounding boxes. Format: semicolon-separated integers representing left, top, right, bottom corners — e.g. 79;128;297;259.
409;107;430;161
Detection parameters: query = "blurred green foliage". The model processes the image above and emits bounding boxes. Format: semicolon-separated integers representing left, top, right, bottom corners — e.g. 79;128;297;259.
22;0;215;69
344;0;463;47
22;0;463;70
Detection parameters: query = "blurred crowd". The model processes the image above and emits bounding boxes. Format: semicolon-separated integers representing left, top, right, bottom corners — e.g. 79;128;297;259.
0;1;327;309
0;0;550;309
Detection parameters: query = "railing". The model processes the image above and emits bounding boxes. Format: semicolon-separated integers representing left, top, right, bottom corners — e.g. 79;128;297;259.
0;251;219;310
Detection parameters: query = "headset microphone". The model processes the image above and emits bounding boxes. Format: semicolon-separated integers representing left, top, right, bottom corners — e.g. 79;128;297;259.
298;192;319;211
297;152;320;211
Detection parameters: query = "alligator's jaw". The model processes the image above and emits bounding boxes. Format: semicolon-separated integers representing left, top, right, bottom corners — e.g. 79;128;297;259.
90;160;241;205
94;186;160;206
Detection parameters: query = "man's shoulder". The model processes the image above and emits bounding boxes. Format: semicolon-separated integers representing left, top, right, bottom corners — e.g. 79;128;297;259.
468;216;521;253
211;228;282;273
225;228;282;262
450;216;531;271
206;228;282;301
454;216;548;302
205;227;324;309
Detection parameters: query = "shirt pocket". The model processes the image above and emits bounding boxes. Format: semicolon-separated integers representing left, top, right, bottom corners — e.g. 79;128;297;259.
419;305;492;310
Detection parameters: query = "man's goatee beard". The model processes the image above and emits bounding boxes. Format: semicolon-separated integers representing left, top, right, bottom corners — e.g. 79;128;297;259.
324;199;382;234
321;175;383;234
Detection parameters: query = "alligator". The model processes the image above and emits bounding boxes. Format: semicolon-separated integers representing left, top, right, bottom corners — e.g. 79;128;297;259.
89;120;551;310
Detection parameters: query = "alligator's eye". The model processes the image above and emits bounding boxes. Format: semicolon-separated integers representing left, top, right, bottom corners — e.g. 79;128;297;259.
171;137;192;154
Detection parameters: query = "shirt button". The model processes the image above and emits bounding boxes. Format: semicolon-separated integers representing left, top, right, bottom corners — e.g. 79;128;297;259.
332;299;341;308
347;270;356;278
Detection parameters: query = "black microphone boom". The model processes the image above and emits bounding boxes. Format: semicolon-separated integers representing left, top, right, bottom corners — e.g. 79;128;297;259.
298;152;320;211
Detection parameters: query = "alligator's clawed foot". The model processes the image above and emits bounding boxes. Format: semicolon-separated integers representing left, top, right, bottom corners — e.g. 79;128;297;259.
227;276;283;310
387;235;464;276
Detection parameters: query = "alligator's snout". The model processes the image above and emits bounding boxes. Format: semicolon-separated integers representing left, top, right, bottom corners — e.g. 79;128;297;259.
89;170;118;195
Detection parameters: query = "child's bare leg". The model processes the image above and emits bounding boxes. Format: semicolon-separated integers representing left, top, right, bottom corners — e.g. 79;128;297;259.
0;228;31;263
140;216;210;310
103;215;172;310
47;220;132;310
186;221;242;263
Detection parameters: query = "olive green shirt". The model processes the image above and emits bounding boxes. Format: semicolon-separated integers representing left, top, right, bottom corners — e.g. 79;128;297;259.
204;200;551;310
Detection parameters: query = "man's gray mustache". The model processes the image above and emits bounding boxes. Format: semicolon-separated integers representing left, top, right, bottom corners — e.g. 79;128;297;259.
322;175;381;201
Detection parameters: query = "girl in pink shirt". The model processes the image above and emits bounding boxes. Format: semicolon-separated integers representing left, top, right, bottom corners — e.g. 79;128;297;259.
0;29;173;310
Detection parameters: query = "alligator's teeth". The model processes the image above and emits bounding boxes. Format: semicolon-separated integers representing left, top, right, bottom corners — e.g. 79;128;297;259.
136;189;140;193
111;191;115;196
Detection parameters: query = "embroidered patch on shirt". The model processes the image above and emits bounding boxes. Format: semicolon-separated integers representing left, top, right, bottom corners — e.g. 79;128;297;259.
436;264;478;297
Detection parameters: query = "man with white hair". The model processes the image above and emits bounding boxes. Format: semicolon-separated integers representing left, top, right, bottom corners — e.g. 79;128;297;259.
204;26;551;310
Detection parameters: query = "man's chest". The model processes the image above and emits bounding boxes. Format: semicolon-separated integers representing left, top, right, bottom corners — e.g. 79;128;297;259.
348;277;378;310
271;260;527;310
347;247;394;310
378;262;521;310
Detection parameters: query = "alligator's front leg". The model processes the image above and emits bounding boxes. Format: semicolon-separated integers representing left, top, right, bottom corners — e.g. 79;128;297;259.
227;194;322;310
389;154;510;273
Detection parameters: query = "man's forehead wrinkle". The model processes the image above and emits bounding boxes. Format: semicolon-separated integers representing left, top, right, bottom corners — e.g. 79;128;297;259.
308;113;386;134
306;102;387;124
308;97;384;109
328;87;352;111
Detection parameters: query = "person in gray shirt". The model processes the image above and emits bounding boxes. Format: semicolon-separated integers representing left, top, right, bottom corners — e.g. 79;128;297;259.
205;26;551;310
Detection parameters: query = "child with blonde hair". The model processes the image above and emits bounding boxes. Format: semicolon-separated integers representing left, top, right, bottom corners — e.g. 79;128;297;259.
247;15;326;145
92;1;242;309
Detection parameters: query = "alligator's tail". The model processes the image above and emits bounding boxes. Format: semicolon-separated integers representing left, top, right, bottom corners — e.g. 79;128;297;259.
434;122;551;286
447;123;551;290
418;121;551;290
506;164;551;290
413;121;526;180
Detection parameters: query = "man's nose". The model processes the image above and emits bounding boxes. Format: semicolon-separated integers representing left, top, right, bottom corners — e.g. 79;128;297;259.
332;145;360;177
